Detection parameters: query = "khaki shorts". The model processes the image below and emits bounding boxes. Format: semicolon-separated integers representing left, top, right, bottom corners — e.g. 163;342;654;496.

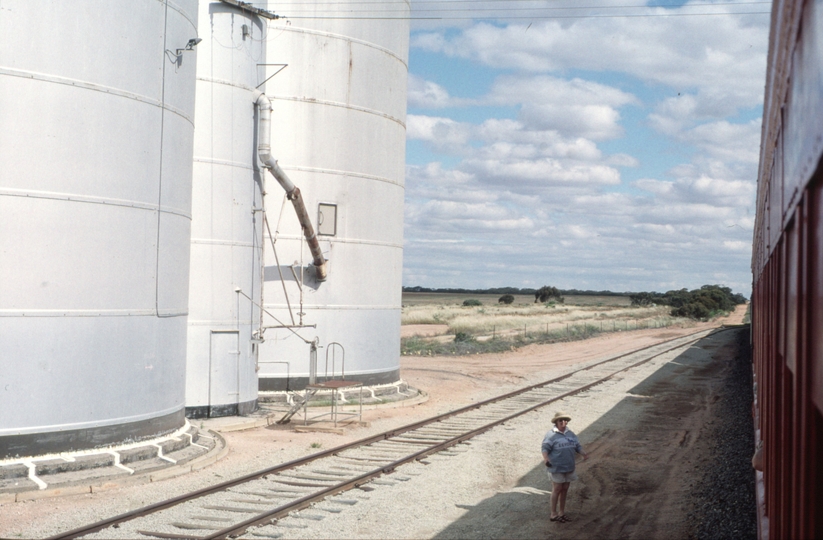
548;469;578;483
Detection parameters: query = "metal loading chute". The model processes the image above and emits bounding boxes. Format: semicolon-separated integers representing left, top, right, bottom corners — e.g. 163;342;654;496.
254;91;328;281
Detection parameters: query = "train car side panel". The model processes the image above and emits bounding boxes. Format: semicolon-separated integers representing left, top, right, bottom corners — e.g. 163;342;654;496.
753;0;823;538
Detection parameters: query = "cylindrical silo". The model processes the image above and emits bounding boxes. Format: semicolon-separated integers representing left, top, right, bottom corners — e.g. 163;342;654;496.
0;0;199;459
256;1;409;391
185;1;265;418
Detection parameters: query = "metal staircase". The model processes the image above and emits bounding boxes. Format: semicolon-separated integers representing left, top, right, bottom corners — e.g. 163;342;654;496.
276;388;318;424
275;342;362;426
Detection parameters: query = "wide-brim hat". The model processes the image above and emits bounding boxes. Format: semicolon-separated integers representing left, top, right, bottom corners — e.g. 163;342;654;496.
551;411;571;424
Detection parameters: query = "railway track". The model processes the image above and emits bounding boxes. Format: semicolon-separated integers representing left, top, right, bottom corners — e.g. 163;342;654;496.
50;329;717;540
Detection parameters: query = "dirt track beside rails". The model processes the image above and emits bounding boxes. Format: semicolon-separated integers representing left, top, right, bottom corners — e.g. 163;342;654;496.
0;309;751;539
426;324;756;540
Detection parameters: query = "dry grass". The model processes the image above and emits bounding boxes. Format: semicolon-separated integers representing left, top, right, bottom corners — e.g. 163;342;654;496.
402;297;681;335
447;305;676;335
400;292;691;355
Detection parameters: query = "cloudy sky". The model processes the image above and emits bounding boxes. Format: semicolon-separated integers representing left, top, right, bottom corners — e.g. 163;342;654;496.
401;0;770;296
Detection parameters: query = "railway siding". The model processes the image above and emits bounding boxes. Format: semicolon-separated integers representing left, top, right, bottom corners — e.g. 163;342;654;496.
56;331;720;539
265;327;754;540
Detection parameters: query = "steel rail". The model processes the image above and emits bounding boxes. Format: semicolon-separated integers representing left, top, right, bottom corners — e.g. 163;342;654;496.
197;329;715;539
49;328;716;540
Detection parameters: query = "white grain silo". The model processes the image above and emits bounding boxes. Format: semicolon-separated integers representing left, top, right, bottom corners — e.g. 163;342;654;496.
0;0;199;458
184;0;268;418
256;1;409;392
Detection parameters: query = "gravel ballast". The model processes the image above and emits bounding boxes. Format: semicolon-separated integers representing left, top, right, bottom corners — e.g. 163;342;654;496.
689;330;757;539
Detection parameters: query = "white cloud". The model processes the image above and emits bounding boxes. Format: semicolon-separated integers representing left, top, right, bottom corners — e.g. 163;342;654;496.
648;94;700;135
407;74;452;108
474;121;604;161
605;153;639;167
407;115;461;141
412;8;768;113
724;240;751;251
634;166;756;208
406;115;474;154
464;157;621;189
404;147;756;293
405;197;535;237
483;76;638;140
407;74;638;182
681;120;762;163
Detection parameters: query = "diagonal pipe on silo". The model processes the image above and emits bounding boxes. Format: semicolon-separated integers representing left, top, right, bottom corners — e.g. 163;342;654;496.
254;91;328;281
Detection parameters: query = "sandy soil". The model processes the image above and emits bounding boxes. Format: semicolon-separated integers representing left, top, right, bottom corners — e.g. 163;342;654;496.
0;308;746;539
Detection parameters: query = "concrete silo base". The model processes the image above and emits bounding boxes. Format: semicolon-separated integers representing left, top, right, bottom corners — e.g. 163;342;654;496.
0;422;225;502
185;399;259;420
258;369;401;392
0;409;186;462
258;379;419;407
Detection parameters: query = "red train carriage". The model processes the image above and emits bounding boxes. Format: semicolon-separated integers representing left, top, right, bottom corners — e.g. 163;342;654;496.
752;0;823;538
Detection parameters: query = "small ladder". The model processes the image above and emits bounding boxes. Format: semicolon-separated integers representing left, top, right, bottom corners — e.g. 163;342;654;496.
276;388;318;424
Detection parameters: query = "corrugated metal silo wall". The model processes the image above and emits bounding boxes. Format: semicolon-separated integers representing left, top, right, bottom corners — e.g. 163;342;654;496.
256;1;409;390
0;0;198;458
185;1;265;418
752;0;823;537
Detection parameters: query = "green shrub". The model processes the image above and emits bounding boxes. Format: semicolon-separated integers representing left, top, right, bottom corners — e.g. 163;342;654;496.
454;331;473;342
498;294;515;304
630;292;654;306
667;285;746;320
534;285;563;303
462;299;482;306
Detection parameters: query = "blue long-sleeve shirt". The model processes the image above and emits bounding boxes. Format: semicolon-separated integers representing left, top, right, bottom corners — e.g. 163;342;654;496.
541;427;583;473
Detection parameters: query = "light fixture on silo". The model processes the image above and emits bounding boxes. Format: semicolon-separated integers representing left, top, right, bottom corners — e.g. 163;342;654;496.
166;37;202;63
176;38;202;56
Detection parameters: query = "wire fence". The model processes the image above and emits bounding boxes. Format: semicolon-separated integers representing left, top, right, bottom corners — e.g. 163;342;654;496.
501;317;675;339
402;317;680;356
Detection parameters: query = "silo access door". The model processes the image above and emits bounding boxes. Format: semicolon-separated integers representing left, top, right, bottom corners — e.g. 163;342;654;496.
208;330;240;417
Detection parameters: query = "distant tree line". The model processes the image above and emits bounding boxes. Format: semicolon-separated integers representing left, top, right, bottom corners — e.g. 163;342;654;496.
630;285;747;320
403;286;536;295
404;284;747;321
403;286;626;297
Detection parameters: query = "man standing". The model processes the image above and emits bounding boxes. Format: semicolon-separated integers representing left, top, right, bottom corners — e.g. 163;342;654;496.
541;411;588;522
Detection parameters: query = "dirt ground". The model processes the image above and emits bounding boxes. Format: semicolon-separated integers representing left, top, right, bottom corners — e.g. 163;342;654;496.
430;324;752;540
0;308;747;539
